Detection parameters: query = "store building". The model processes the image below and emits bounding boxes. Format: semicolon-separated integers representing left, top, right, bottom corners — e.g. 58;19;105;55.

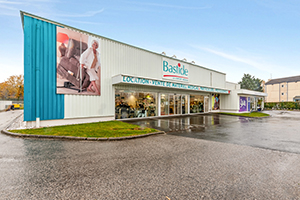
21;11;267;128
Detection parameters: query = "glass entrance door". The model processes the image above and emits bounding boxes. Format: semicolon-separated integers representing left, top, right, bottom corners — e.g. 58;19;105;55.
160;94;188;116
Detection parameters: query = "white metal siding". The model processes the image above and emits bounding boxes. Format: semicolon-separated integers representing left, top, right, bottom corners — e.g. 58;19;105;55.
65;30;228;118
189;66;211;86
212;72;226;88
220;91;239;111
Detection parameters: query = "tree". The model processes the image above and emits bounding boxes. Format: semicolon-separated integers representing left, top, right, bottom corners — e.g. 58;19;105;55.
0;75;24;100
238;73;263;92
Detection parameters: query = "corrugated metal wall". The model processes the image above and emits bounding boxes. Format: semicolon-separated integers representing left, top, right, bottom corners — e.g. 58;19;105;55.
212;72;226;88
24;15;64;121
220;91;239;111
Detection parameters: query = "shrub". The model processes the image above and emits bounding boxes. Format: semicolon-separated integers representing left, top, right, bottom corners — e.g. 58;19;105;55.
265;102;300;110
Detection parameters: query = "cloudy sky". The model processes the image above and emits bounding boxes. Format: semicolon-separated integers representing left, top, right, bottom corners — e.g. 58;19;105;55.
0;0;299;83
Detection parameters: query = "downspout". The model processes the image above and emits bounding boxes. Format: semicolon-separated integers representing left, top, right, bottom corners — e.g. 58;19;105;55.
36;22;41;128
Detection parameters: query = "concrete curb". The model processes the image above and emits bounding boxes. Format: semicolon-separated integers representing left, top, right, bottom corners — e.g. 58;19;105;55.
217;113;271;119
1;111;165;141
1;129;165;141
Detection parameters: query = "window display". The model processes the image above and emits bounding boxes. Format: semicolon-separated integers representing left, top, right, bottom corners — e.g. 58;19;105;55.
115;90;157;119
211;94;220;110
160;94;169;115
190;95;204;113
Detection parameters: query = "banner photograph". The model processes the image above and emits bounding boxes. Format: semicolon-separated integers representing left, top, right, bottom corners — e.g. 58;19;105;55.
56;27;101;95
211;94;220;110
239;96;247;112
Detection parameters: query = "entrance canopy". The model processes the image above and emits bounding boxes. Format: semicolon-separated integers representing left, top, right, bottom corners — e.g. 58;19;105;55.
237;89;267;97
112;74;230;94
293;96;300;102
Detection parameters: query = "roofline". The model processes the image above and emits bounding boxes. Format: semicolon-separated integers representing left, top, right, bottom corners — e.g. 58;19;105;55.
237;89;268;97
20;10;226;75
226;81;239;85
265;75;300;85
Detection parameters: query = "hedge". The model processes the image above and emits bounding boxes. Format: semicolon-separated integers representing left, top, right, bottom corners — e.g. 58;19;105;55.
264;102;300;110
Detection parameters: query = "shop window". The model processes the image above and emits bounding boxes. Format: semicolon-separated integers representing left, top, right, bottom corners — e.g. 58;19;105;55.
115;90;157;119
190;95;204;113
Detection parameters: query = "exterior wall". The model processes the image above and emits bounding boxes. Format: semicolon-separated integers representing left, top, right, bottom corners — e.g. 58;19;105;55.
265;84;280;102
212;72;226;88
280;83;288;101
23;16;64;121
265;81;300;102
225;82;240;90
220;90;239;112
220;82;240;112
22;13;232;122
288;82;300;101
62;24;227;118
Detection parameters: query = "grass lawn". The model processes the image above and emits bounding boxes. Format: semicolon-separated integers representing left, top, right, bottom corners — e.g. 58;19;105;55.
9;121;158;138
219;112;270;118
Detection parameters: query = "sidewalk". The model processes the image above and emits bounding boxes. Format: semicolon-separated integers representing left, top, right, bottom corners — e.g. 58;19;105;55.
0;110;23;130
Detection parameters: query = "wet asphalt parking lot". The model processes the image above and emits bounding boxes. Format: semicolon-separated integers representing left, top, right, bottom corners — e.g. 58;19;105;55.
127;111;300;154
1;110;300;199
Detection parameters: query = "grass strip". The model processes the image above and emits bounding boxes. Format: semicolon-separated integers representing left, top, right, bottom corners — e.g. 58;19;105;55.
9;121;158;138
219;112;270;118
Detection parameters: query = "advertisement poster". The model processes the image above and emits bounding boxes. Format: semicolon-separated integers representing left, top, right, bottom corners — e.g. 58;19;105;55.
239;96;247;112
211;94;220;110
56;27;101;95
162;58;189;82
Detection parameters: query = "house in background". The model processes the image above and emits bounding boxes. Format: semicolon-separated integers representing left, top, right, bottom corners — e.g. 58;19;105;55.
265;75;300;102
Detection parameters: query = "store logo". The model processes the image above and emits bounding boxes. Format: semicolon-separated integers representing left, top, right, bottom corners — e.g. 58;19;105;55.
163;61;188;79
240;99;246;107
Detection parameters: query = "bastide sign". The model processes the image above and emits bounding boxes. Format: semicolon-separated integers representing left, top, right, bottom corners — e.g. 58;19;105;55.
162;58;189;82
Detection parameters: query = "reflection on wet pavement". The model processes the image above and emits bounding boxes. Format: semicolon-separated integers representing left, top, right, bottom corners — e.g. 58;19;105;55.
127;113;300;154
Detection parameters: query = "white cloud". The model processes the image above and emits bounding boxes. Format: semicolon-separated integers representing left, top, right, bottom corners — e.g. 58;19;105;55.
125;1;211;10
0;0;23;5
254;0;300;16
53;9;104;18
63;19;103;25
192;45;274;72
189;45;300;81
